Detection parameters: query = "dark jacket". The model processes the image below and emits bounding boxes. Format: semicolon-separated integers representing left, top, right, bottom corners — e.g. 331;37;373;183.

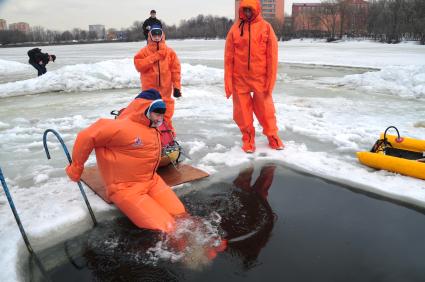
142;17;162;40
34;52;50;65
27;48;41;64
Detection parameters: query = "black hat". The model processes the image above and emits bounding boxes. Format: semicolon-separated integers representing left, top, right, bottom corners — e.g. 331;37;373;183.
150;10;156;14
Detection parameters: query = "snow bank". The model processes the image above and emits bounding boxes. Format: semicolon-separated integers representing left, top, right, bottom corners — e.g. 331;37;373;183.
0;60;224;98
281;40;425;68
0;59;31;74
328;65;425;99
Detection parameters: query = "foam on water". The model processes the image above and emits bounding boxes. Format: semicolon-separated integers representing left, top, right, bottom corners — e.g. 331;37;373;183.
146;212;224;269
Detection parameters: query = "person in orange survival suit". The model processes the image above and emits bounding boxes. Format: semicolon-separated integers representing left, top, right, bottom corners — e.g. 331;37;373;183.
225;0;284;153
134;25;181;133
65;89;186;233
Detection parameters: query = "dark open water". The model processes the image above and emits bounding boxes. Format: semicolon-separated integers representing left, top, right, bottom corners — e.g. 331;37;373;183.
29;163;425;282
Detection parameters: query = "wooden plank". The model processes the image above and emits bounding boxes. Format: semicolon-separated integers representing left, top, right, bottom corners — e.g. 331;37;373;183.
81;164;209;204
81;166;110;203
158;164;210;186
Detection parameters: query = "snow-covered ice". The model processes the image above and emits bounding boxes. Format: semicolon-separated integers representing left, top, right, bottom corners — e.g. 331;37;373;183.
0;61;224;98
323;65;425;99
0;39;424;282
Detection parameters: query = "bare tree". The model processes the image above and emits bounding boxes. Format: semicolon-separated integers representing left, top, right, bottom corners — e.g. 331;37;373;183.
267;18;284;40
165;15;233;39
80;30;88;41
0;30;27;45
88;31;98;40
30;26;47;42
128;21;144;41
412;0;425;44
72;28;83;41
61;31;73;42
337;0;350;38
319;0;340;40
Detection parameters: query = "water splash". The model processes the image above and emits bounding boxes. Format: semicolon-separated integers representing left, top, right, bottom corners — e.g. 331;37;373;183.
146;212;226;270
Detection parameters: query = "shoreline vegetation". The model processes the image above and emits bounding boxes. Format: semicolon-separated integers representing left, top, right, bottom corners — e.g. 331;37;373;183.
1;37;423;49
1;0;424;47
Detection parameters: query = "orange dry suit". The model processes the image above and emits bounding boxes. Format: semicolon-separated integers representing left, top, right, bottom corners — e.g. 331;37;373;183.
66;90;186;233
225;0;282;151
134;30;181;132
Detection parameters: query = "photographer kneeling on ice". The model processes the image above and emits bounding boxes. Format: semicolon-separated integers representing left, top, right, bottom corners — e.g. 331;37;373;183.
66;89;187;233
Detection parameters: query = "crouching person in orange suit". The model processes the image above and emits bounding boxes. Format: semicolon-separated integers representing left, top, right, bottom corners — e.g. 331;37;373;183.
134;25;182;134
224;0;284;153
66;89;186;233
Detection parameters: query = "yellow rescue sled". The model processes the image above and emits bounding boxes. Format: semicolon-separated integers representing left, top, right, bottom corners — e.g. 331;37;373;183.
357;126;425;180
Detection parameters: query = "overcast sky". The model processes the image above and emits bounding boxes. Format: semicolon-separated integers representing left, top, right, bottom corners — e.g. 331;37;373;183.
0;0;321;31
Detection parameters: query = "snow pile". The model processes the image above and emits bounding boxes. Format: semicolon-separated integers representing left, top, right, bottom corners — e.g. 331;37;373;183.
281;40;425;68
0;59;31;74
181;64;223;86
0;61;224;98
330;65;425;99
0;59;138;98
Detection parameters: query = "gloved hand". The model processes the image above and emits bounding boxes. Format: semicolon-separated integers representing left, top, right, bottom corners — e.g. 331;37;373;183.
225;85;232;98
173;88;182;98
224;77;233;98
65;164;83;182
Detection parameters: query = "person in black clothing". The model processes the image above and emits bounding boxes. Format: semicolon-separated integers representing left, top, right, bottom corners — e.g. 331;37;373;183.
142;10;162;41
27;48;56;76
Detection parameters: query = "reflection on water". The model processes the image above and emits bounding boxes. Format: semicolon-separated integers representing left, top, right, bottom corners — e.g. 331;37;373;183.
227;165;276;269
29;164;425;282
180;165;277;271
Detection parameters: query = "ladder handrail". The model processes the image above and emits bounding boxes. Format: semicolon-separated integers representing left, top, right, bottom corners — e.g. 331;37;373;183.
0;166;53;282
43;129;98;226
0;166;34;254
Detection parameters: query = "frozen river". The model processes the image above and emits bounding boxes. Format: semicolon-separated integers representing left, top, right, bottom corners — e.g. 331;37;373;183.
0;39;424;281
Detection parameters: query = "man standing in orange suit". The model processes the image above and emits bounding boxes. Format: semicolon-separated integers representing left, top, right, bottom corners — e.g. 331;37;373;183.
134;25;181;133
225;0;284;153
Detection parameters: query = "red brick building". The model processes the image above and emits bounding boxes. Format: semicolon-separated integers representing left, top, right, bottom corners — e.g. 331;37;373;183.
292;0;368;37
235;0;285;25
0;19;7;30
9;22;30;33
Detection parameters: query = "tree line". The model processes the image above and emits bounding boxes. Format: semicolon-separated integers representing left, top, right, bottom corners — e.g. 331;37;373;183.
0;27;101;45
285;0;425;44
0;15;234;46
1;3;424;46
367;0;425;44
127;15;234;41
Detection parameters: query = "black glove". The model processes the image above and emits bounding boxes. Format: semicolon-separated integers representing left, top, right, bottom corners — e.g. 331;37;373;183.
173;88;181;98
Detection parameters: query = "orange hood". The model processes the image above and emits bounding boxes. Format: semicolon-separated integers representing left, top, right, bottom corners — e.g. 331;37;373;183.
147;29;167;52
238;0;262;22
